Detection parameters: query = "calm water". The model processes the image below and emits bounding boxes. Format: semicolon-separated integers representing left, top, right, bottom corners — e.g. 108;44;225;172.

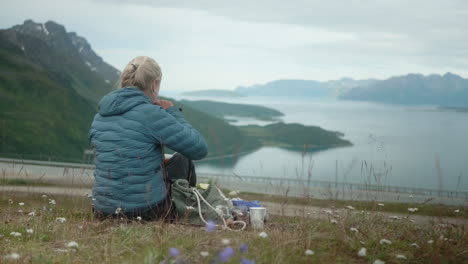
171;94;468;191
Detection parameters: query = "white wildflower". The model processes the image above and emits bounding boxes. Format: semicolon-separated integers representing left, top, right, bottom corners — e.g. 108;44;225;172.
115;207;122;214
78;225;83;230
136;216;142;221
427;240;434;244
305;249;314;256
357;247;367;257
66;241;79;248
454;209;460;213
200;251;209;257
49;199;56;205
259;232;268;238
350;227;359;233
360;241;365;245
345;205;355;210
330;219;338;224
4;253;20;260
17;209;23;213
373;259;385;264
56;217;67;223
379;239;392;245
10;232;21;237
28;211;36;216
221;238;231;245
26;229;34;234
228;190;239;196
396;254;407;260
409;194;413;198
389;215;400;220
18;202;24;206
410;243;420;248
186;206;195;210
54;249;69;253
87;194;93;198
408;208;418;213
324;209;333;214
378;203;385;207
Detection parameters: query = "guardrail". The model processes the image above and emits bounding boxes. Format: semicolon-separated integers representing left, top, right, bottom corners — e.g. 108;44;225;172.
1;157;467;199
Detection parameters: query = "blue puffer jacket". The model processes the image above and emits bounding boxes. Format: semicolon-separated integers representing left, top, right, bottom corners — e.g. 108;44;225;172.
89;87;208;215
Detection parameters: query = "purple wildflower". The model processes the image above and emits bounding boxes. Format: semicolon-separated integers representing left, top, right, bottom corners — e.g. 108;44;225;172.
241;258;255;264
169;247;180;257
205;220;216;232
218;247;235;262
240;243;248;253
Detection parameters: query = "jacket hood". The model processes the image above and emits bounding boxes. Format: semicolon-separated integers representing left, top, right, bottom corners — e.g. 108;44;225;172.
98;87;152;116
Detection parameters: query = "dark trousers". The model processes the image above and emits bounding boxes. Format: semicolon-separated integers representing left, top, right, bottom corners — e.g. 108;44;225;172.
94;153;196;221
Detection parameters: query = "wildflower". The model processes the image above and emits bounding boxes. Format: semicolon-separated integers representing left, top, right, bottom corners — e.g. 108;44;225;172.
56;217;67;223
200;251;209;257
221;239;231;246
454;209;460;213
330;219;338;224
8;199;13;204
18;202;24;206
136;216;142;221
66;241;79;248
218;247;234;262
409;194;413;198
28;211;36;216
258;232;268;238
10;232;22;237
4;253;20;260
26;229;34;234
379;239;392;245
324;209;333;214
389;215;401;220
350;227;359;233
408;208;418;213
42;206;47;211
228;190;239;196
427;240;434;244
378;203;384;207
357;247;367;257
17;209;23;213
78;225;83;230
206;220;216;232
305;249;314;256
239;243;248;253
186;206;195;210
345;205;355;210
373;259;385;264
396;254;407;259
410;243;419;248
49;199;56;205
169;247;180;257
42;194;47;198
240;258;255;264
115;207;122;214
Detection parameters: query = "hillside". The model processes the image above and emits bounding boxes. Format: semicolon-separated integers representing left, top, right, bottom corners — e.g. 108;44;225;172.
181;89;244;97
0;20;260;161
339;73;468;106
180;100;284;121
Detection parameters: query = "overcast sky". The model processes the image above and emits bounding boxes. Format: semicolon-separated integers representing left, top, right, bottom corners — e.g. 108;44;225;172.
1;0;467;91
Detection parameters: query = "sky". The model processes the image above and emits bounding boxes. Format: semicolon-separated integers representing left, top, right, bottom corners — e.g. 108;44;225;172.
1;0;468;91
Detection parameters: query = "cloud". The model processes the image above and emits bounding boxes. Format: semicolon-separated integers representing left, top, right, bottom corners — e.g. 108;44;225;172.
1;0;467;91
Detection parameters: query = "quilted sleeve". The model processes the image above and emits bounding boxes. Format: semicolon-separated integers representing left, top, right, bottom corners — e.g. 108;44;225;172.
143;105;208;160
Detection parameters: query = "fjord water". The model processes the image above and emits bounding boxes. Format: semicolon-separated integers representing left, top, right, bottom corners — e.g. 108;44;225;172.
173;94;468;191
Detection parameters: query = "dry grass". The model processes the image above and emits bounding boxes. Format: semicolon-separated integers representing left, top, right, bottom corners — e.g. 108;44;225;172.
1;191;467;263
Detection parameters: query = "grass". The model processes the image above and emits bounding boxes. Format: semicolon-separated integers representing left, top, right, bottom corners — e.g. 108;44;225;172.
1;192;467;263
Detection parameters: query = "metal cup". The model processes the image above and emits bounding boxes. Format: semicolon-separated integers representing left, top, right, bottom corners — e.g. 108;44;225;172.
249;207;267;230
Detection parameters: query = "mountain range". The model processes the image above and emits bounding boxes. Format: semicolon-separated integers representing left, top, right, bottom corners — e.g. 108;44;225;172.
0;20;350;161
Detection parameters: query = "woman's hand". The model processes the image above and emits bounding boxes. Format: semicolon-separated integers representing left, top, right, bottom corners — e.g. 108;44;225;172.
154;99;174;109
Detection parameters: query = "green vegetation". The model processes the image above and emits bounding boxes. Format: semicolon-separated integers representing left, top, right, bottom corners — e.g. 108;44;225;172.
181;89;245;97
180;100;284;121
238;123;352;149
0;192;466;263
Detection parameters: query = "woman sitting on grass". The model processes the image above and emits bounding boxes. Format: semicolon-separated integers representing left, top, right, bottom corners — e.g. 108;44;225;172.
89;56;208;220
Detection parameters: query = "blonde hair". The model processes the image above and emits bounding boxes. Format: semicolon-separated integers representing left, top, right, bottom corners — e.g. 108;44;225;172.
118;56;162;91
